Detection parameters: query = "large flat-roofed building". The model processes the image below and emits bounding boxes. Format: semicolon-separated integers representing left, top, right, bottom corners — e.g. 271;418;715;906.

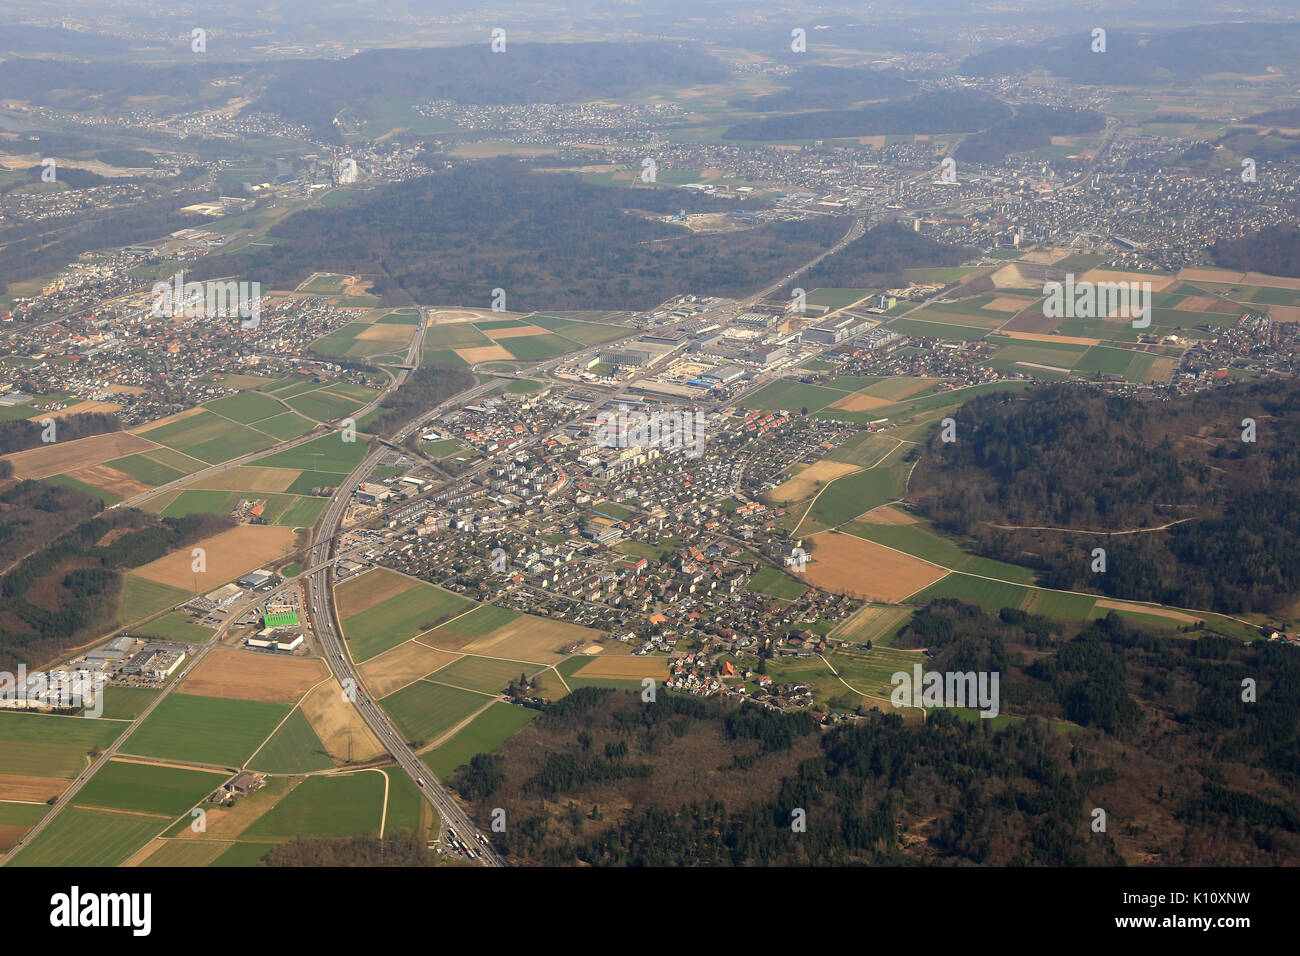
247;629;304;653
238;569;275;589
802;315;868;345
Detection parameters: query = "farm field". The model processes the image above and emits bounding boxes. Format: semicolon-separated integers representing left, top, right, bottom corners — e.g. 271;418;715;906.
118;575;190;624
422;703;538;779
427;654;539;695
241;772;386;841
341;581;475;662
9;807;165;867
258;432;371;472
334;566;419;615
0;801;49;855
249;708;335;773
96;686;160;721
0;711;125;780
124;694;291;767
298;679;388;763
843;509;1038;585
800;531;947;602
798;458;910;530
131;525;298;592
2;430;157;480
177;647;327;703
908;572;1032;613
381;680;492;746
356;639;460;698
832;604;915;645
73;759;226;817
424;612;600;664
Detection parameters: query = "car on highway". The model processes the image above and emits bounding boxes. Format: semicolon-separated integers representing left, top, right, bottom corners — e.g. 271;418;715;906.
416;778;425;788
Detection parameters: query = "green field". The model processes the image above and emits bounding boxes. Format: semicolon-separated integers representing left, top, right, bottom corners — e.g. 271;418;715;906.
424;324;493;348
205;392;285;425
343;584;475;662
500;334;573;360
74;759;226;817
10;807;165;867
382;680;491;746
842;512;1038;585
119;574;189;624
439;604;520;638
0;711;125;778
96;686;160;721
909;572;1032;613
743;380;848;413
748;565;808;601
804;462;909;527
125;694;290;767
249;708;335;773
242;772;386;840
105;452;188;486
428;655;537;695
210;841;277;866
422;703;538;779
135;613;211;642
258;433;371;472
254;411;317;441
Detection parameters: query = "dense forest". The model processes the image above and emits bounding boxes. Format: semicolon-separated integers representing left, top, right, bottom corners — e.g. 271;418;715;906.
254;43;728;143
784;221;972;293
0;412;121;456
191;161;846;310
0;486;230;670
727;66;916;112
453;604;1300;866
263;830;436;867
363;365;476;437
908;381;1300;615
954;105;1106;165
1211;224;1300;278
722;89;1009;142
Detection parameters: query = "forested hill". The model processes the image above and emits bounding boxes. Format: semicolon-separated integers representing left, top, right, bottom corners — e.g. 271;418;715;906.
959;21;1300;85
722;89;1009;142
954;105;1106;165
449;605;1300;866
909;381;1300;615
1211;225;1300;278
786;220;972;294
190;160;846;311
254;42;728;143
726;65;917;112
